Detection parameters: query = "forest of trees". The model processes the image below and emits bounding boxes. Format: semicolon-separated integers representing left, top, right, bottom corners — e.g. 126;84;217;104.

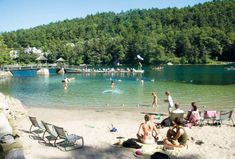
0;0;235;65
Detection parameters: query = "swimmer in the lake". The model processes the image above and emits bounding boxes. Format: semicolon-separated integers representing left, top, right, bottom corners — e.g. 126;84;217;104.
111;80;115;89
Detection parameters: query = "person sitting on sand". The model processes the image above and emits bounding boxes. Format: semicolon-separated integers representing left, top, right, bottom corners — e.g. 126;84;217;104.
161;103;185;127
172;103;184;114
137;114;159;144
163;117;188;148
185;102;198;119
186;102;200;125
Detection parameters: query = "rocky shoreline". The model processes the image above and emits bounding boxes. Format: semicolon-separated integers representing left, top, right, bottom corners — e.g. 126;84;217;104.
0;92;27;159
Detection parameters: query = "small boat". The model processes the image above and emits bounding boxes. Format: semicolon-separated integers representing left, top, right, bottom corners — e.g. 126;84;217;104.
65;68;81;73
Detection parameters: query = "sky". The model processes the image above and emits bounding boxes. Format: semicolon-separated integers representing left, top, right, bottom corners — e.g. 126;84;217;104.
0;0;212;32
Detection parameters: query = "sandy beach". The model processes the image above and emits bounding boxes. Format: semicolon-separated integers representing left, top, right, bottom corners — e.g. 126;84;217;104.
13;106;235;159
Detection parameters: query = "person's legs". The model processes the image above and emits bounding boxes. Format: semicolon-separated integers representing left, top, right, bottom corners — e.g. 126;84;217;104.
163;138;174;147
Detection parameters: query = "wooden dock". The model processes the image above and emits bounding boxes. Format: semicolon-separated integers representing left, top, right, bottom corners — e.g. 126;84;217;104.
0;64;144;74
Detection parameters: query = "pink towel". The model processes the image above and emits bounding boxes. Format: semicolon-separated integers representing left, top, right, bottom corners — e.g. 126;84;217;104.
204;111;217;118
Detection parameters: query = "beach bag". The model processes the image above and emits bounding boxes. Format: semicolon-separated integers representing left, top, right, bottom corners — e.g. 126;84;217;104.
151;152;170;159
122;139;142;149
160;117;172;127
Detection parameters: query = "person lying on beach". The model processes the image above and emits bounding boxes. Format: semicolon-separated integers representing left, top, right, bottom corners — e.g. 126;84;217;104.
163;117;188;148
137;114;159;144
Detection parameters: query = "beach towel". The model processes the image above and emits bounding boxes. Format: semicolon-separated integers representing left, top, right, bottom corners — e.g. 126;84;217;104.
204;111;217;118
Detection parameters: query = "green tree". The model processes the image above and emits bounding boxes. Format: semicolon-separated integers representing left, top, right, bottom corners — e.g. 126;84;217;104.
0;36;11;65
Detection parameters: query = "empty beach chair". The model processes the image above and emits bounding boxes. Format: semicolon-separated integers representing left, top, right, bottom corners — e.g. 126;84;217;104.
41;121;57;145
28;116;44;136
53;126;84;151
198;111;205;126
203;111;217;125
215;110;234;126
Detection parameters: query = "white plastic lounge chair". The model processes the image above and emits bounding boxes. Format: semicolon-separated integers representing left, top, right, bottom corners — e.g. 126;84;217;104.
53;126;84;151
41;121;57;145
28;116;44;136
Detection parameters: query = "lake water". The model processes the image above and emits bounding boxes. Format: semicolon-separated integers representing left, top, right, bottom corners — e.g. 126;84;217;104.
0;65;235;112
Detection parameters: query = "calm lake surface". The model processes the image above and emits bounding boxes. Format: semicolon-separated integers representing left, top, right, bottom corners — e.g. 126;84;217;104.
0;65;235;112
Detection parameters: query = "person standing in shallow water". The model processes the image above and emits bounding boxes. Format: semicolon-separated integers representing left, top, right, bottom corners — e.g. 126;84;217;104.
164;91;174;113
63;77;69;90
140;79;144;85
152;92;158;110
111;80;115;90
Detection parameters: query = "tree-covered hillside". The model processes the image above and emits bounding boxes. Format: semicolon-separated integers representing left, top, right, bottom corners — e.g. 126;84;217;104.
1;0;235;65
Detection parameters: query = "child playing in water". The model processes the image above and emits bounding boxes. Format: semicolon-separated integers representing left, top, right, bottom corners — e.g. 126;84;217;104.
152;92;158;110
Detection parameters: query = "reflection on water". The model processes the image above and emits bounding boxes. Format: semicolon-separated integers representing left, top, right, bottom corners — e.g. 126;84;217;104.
0;65;235;111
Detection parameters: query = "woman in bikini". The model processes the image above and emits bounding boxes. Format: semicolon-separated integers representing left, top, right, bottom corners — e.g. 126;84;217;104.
137;114;159;144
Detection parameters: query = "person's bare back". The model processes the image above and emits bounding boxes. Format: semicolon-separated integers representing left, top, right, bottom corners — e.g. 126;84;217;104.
137;114;158;144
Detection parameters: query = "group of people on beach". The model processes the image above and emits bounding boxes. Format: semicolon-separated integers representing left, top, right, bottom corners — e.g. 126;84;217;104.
137;114;188;148
137;105;189;148
137;91;201;148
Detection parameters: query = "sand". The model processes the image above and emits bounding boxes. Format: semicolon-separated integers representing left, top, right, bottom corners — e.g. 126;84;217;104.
1;92;234;159
14;107;235;159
